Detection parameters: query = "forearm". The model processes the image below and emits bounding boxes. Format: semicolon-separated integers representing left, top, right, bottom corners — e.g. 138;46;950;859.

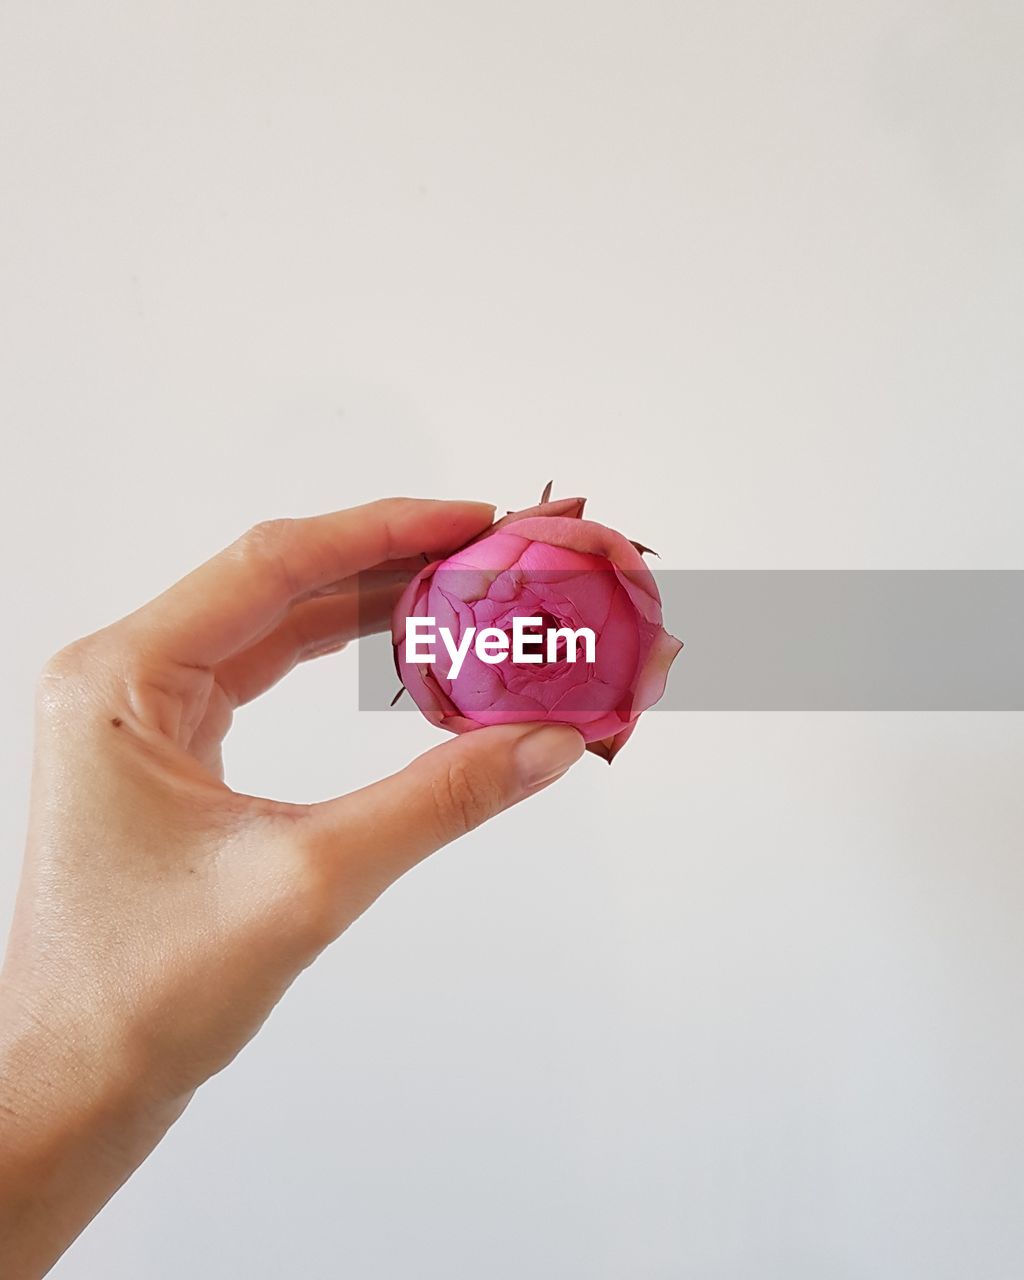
0;984;183;1278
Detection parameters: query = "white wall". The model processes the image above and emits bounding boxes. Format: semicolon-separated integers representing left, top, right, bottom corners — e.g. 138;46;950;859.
1;2;1022;1275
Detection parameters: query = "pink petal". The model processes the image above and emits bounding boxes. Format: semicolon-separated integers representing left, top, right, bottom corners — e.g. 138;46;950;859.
551;678;628;716
587;721;637;762
482;496;587;537
517;541;608;577
508;518;663;615
391;569;434;646
594;585;642;687
629;627;684;716
446;532;530;573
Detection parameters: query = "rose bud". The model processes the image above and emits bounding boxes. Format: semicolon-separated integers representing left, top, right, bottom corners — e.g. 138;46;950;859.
391;489;682;761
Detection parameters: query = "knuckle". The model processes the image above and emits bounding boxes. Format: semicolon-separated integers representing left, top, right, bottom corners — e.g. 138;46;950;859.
238;518;295;557
233;518;301;594
36;637;108;714
370;496;414;514
431;758;502;838
368;498;415;559
39;636;100;686
41;639;90;680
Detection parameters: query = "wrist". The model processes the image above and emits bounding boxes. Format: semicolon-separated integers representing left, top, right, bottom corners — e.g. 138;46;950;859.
0;979;185;1277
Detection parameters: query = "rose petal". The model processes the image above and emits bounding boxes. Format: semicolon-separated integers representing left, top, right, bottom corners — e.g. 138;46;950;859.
587;721;637;762
508;518;663;615
482;496;587;537
629;627;684;716
594;584;642;687
517;541;608;577
551;678;628;716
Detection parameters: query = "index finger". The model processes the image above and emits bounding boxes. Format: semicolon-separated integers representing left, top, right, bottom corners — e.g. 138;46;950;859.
125;498;495;666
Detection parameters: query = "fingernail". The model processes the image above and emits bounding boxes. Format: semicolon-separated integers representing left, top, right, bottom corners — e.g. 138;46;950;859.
455;500;496;520
514;725;585;790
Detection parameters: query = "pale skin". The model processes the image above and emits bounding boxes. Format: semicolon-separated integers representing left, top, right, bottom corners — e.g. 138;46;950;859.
0;498;585;1278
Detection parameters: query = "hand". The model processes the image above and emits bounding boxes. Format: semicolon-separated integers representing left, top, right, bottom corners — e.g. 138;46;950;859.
0;498;585;1278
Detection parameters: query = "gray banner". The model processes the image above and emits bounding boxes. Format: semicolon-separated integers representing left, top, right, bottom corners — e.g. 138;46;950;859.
360;571;1024;711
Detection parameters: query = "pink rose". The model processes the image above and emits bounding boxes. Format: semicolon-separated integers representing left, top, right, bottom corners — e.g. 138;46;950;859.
391;491;682;761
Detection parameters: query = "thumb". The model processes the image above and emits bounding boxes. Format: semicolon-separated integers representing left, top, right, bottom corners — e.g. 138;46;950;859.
302;722;585;912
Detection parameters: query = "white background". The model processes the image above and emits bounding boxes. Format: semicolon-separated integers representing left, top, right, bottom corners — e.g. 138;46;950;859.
2;2;1023;1276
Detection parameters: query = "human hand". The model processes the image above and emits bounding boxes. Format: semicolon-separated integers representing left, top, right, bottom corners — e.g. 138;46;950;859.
0;499;585;1277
